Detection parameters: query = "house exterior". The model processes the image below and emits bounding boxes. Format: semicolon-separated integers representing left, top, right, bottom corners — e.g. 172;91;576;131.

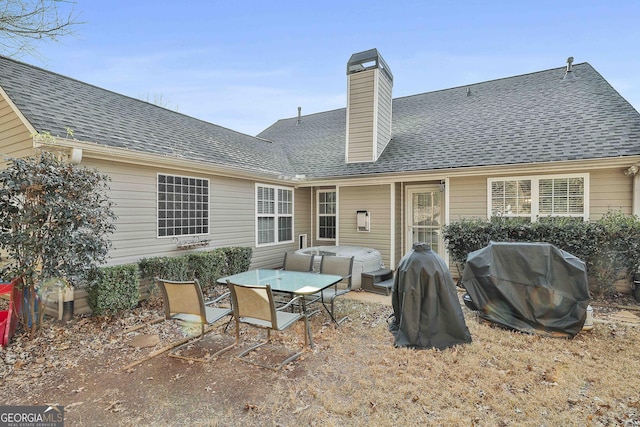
1;49;640;280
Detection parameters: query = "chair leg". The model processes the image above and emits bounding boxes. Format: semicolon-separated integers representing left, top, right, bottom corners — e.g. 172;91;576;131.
304;315;311;348
169;321;236;363
237;321;310;371
323;297;349;326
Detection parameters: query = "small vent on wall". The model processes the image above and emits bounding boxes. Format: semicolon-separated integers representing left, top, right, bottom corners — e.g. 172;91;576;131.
299;234;308;249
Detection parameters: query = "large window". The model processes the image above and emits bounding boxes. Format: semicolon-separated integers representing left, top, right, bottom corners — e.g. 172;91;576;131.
158;174;209;237
317;190;336;239
256;184;293;246
488;174;588;221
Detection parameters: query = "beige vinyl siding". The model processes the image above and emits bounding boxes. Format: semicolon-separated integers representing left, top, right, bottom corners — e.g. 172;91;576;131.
295;187;312;246
376;71;393;158
448;168;632;222
338;185;392;268
449;176;488;221
590;168;632;218
0;96;34;161
4;152;310;270
346;70;375;162
83;159;263;268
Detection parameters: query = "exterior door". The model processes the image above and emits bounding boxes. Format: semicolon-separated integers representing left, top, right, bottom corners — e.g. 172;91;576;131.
406;185;444;257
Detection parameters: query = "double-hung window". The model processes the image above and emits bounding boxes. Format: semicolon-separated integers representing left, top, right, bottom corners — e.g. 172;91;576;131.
256;184;293;246
488;174;588;222
158;174;209;237
317;190;336;239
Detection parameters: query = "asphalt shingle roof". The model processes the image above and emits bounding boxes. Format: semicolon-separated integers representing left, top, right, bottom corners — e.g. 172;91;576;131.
259;63;640;178
0;56;293;177
2;56;639;181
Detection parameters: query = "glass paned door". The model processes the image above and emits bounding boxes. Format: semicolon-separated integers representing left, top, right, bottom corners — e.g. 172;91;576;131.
406;186;443;256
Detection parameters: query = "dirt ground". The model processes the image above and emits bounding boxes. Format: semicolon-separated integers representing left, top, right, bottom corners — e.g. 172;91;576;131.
1;289;640;426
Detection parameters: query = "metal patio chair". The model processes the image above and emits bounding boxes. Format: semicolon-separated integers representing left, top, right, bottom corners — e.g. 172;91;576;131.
156;278;234;362
282;251;314;272
227;281;311;371
317;255;354;325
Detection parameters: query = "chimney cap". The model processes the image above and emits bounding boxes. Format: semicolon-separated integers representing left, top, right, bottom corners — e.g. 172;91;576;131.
347;48;393;82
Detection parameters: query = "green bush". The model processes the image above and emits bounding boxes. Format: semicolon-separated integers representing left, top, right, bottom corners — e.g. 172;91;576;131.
443;211;640;295
219;246;253;275
187;251;226;288
87;264;140;316
85;247;252;316
138;246;253;285
138;256;189;282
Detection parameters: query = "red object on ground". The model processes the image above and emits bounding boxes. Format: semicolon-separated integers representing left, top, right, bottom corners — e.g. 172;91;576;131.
0;278;23;347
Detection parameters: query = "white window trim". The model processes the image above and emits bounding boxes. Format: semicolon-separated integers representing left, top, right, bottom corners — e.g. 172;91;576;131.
316;189;337;241
156;172;210;239
255;183;294;247
487;173;589;221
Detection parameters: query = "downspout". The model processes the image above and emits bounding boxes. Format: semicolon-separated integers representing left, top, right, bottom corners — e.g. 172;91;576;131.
443;177;451;267
310;187;315;247
634;174;640;217
624;165;640;216
335;186;340;246
400;182;404;257
390;183;396;268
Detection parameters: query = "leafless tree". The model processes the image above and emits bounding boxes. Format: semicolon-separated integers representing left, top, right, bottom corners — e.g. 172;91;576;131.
141;92;180;112
0;0;82;57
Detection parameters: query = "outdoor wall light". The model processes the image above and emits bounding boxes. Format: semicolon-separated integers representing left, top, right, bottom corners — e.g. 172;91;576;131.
624;165;639;176
357;210;370;232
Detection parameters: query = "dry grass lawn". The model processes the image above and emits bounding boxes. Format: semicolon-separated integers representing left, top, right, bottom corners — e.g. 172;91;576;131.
1;290;639;426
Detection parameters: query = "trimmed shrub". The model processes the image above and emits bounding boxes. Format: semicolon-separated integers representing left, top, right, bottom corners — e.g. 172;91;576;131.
443;211;640;295
187;251;226;288
138;256;189;282
219;246;253;276
138;246;253;284
87;264;140;316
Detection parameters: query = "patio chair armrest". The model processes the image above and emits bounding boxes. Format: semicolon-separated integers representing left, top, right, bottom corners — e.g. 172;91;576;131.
276;295;303;312
204;291;231;306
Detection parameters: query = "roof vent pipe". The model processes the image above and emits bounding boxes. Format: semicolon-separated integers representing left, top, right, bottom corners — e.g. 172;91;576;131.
296;106;301;125
466;87;471;96
563;56;578;80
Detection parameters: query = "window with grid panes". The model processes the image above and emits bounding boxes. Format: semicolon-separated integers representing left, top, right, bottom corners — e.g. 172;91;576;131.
256;184;293;245
317;190;336;239
488;174;587;222
158;174;209;237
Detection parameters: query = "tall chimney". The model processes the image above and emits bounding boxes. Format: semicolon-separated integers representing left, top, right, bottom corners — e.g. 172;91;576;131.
345;48;393;163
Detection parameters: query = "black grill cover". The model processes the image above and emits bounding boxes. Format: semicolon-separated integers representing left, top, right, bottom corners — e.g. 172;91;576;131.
462;242;590;338
389;243;472;349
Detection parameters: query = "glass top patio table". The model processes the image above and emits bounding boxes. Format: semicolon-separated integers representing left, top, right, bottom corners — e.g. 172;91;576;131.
217;269;342;295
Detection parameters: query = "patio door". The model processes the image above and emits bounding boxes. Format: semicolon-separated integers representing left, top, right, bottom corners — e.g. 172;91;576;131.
406;185;444;257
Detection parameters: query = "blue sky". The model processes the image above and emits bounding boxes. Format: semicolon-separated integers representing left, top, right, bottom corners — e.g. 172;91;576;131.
15;0;640;136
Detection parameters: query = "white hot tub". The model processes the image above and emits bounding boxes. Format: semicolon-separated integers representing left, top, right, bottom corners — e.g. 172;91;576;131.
295;246;384;289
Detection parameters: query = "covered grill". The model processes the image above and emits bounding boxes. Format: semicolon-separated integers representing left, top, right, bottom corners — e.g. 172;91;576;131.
462;242;590;338
389;242;472;349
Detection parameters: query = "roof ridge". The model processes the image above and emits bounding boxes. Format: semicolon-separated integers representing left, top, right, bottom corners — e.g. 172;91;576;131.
392;62;592;102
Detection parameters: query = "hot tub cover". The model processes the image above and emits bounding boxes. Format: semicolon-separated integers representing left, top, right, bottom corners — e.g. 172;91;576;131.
462;242;590;338
389;242;472;349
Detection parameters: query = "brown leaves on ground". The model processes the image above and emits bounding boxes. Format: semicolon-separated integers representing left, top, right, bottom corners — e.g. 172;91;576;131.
0;292;639;426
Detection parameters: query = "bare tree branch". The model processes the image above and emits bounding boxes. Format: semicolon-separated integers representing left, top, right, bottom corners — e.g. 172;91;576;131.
0;0;83;57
